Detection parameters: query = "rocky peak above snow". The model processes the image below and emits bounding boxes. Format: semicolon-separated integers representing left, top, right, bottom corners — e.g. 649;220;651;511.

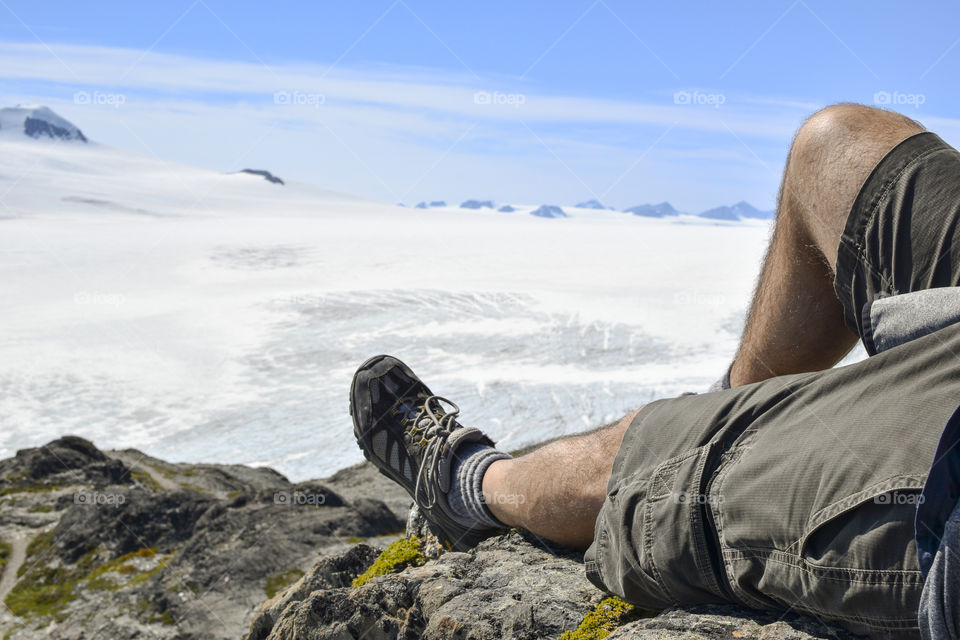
699;201;773;221
0;105;88;142
624;202;679;217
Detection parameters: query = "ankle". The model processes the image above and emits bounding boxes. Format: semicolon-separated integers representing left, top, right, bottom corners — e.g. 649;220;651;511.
447;444;511;529
481;459;522;527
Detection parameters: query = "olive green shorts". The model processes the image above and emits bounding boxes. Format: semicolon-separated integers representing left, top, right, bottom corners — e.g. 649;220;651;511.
584;132;960;638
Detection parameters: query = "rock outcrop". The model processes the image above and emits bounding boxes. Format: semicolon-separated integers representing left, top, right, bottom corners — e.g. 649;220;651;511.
246;525;858;640
0;437;405;640
0;437;856;639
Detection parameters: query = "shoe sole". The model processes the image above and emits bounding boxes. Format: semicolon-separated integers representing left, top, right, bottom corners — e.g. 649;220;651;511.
349;354;419;493
348;354;497;551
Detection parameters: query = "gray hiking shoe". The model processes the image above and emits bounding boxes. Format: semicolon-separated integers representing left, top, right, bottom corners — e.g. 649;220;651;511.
350;355;502;551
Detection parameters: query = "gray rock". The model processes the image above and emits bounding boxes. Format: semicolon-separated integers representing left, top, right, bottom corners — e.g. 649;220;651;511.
0;435;130;489
53;487;214;561
251;532;598;640
0;437;404;640
247;544;382;640
0;438;857;640
250;529;858;640
325;461;411;522
610;604;856;639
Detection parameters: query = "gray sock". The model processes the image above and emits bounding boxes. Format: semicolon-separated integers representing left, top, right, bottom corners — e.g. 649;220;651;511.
447;442;511;529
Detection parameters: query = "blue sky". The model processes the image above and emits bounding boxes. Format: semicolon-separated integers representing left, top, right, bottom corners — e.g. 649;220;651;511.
0;0;958;211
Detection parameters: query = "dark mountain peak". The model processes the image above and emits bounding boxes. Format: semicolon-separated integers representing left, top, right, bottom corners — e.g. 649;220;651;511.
239;169;284;185
0;105;88;142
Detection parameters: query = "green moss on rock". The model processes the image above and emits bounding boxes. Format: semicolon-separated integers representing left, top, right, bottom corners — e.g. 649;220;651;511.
5;536;80;623
137;597;176;626
87;547;156;579
264;569;305;598
351;536;425;587
27;504;54;513
559;596;636;640
6;542;169;618
0;483;63;496
87;548;167;590
5;567;77;619
130;470;161;491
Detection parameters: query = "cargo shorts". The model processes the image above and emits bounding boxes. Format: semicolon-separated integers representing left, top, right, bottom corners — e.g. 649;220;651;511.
584;132;960;638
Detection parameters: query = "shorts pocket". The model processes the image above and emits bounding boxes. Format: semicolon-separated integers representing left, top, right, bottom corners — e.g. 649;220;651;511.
584;472;672;608
783;476;927;634
797;475;925;573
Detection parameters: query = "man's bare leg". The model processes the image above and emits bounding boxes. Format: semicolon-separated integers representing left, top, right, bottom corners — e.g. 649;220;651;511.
479;410;638;549
729;104;924;386
475;105;927;550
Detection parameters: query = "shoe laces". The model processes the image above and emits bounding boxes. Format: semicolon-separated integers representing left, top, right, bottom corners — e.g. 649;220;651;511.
408;395;460;510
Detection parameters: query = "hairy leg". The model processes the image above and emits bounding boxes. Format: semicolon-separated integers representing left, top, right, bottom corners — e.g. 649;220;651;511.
472;106;926;550
481;410;639;549
729;104;925;387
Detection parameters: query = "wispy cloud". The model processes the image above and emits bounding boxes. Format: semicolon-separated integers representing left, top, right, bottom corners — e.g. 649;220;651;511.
2;40;955;210
0;41;808;135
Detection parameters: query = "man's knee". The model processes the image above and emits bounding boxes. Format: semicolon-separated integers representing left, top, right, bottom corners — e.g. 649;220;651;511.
791;103;924;169
780;104;925;262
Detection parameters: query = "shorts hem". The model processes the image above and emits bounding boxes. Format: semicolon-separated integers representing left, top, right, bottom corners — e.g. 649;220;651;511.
834;131;950;336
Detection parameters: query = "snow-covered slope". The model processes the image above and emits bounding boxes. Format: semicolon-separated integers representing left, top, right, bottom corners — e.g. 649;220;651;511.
0;127;370;220
0;107;806;480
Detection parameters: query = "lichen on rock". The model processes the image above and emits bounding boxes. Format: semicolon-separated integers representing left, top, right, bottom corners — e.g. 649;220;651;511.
351;535;425;587
560;596;638;640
